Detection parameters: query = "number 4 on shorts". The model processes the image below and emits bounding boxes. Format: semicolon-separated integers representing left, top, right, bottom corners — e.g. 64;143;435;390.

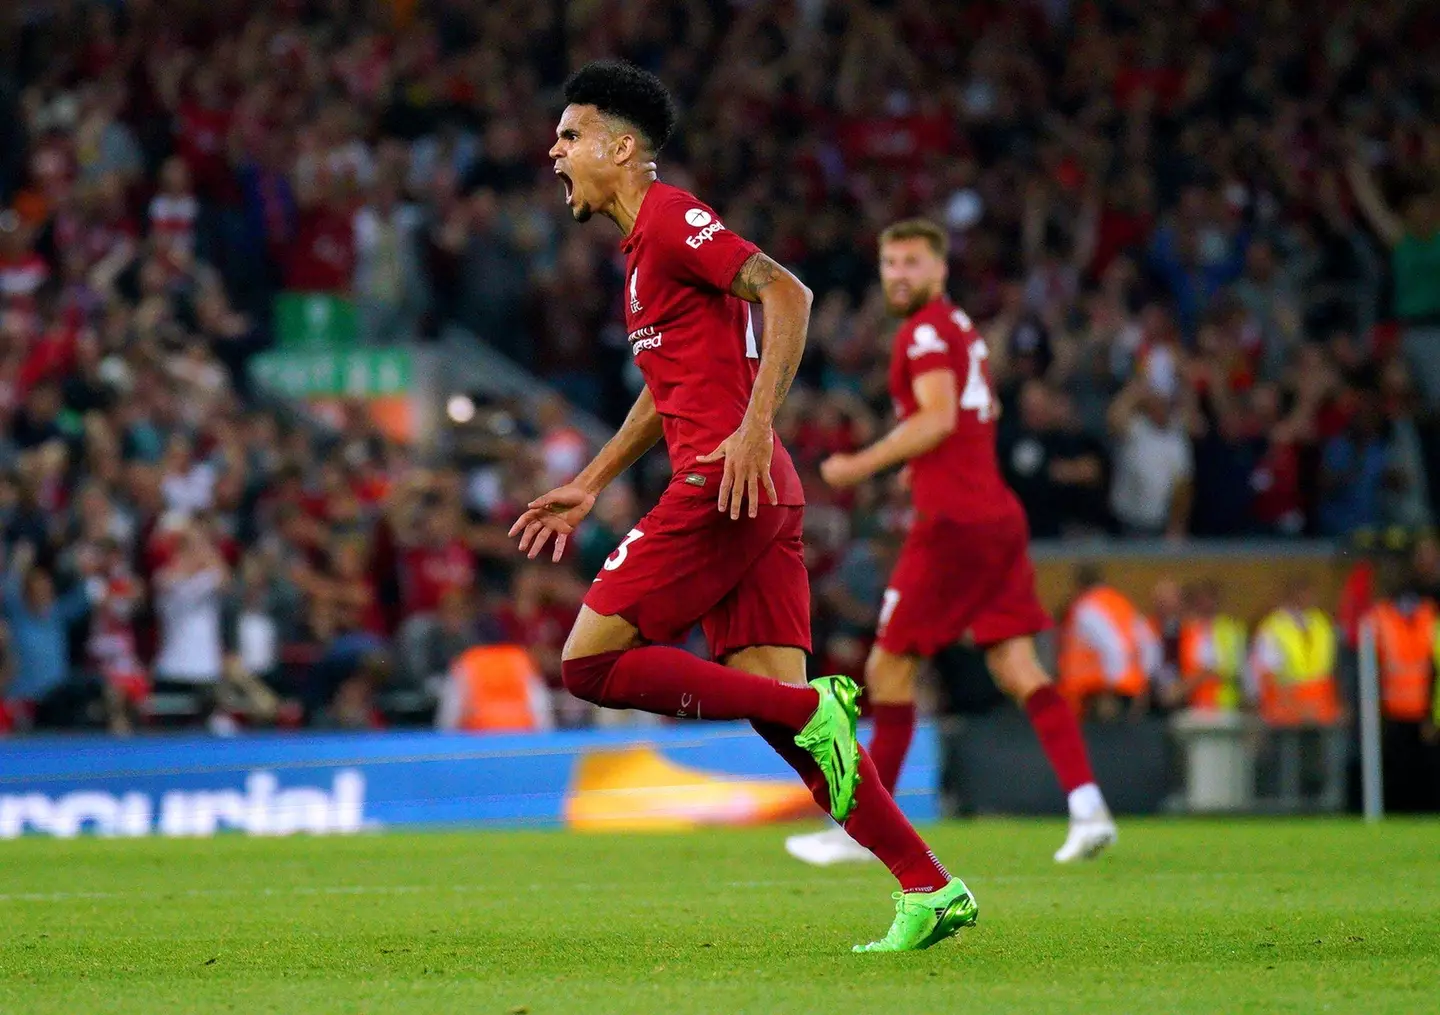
604;528;645;571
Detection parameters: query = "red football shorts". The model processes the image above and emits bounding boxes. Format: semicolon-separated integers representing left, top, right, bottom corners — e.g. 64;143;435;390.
583;488;811;660
876;510;1051;658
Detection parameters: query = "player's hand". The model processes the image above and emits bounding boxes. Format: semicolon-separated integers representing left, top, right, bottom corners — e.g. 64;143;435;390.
820;453;870;489
507;485;596;562
697;421;776;520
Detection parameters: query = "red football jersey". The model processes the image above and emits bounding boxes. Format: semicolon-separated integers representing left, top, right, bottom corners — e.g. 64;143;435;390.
398;542;475;616
621;182;803;504
888;297;1022;524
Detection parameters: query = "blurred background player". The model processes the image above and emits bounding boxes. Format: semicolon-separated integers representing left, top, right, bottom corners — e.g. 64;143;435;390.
793;218;1116;866
507;63;975;952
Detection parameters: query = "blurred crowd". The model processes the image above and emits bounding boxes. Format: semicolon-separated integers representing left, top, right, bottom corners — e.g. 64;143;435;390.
1;0;1439;732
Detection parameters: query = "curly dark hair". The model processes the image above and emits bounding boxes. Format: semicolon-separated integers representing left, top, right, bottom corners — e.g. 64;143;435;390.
563;60;678;154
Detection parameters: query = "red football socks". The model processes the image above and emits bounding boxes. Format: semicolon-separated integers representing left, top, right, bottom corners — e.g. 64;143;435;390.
563;649;950;893
1024;684;1097;793
561;647;819;730
867;701;916;795
751;720;950;894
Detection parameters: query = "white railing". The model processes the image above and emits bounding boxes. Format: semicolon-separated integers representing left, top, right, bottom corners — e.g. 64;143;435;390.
1356;618;1384;822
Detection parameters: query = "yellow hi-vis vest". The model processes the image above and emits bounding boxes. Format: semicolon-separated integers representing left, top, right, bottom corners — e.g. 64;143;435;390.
1257;608;1340;725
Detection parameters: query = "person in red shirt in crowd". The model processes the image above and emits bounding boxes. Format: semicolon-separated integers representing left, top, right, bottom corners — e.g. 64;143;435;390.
396;494;475;619
807;218;1116;867
173;65;235;205
508;61;973;952
324;539;388;638
77;5;123;81
497;564;583;694
285;168;356;293
1079;169;1156;283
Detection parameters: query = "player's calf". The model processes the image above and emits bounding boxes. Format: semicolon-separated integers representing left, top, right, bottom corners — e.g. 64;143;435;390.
987;636;1117;861
861;647;922;796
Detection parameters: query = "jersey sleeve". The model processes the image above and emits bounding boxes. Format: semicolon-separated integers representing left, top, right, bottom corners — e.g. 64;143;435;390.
899;319;956;380
651;198;760;293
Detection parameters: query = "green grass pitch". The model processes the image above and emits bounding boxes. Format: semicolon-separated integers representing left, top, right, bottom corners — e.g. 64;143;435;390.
2;818;1436;1013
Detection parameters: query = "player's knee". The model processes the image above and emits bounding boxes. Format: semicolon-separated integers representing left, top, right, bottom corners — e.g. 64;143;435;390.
560;651;625;705
864;650;917;703
986;639;1051;701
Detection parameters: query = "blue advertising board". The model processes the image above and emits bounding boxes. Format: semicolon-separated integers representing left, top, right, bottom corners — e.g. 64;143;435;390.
0;723;938;838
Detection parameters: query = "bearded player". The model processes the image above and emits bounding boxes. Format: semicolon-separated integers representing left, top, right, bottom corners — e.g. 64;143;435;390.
509;63;976;951
786;218;1117;867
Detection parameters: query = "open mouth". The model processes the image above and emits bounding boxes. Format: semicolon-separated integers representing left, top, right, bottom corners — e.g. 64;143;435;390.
556;168;573;204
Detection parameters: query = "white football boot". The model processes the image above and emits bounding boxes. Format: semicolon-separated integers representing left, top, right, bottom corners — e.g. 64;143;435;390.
1054;783;1118;862
784;826;877;866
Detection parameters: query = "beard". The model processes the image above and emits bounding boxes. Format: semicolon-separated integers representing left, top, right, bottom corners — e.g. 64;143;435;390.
886;287;936;317
570;203;593;223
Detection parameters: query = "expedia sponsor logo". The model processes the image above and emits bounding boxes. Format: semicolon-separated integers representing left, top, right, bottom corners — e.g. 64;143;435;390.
628;325;662;354
685;220;726;249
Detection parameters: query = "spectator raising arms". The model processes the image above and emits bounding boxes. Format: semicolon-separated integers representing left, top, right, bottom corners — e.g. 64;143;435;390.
1106;378;1195;539
1;542;100;730
151;521;230;732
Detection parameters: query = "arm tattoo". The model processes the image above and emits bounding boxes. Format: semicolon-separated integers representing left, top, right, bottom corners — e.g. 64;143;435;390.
732;251;810;425
730;252;782;302
771;349;798;405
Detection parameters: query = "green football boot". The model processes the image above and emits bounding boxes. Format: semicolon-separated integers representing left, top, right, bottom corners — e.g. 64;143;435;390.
793;675;862;822
853;878;979;953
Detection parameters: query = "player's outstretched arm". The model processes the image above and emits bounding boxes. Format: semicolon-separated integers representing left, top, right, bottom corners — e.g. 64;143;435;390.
821;369;958;488
697;252;813;519
508;389;663;562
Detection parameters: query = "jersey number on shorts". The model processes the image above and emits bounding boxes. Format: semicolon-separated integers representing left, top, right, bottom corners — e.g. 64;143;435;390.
879;589;901;635
603;528;645;571
956;315;994;423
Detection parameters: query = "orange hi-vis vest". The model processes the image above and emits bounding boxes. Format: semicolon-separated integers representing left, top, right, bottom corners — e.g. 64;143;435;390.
1058;586;1150;709
1254;608;1341;726
1367;599;1439;722
447;645;547;732
1179;615;1248;711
